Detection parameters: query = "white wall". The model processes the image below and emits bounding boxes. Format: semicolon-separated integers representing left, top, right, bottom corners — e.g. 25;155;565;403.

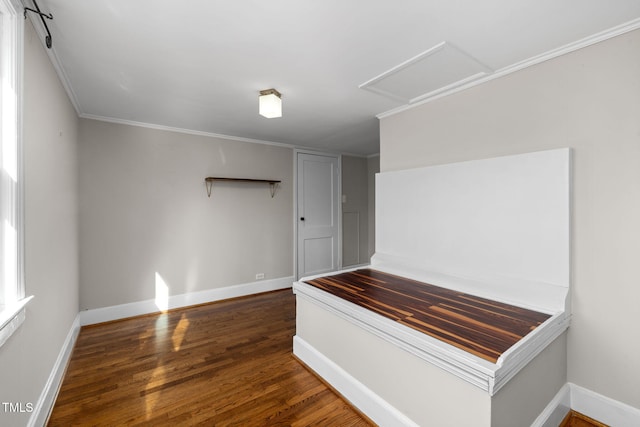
380;28;640;409
0;20;79;426
78;119;293;310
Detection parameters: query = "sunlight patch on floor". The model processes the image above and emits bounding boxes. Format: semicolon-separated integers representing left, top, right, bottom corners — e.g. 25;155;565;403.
144;364;166;420
172;314;190;351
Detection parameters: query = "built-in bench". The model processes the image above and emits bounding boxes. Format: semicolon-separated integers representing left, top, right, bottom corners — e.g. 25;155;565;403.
302;268;550;364
293;149;572;427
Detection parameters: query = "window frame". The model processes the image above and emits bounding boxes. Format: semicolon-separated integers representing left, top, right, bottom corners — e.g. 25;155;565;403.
0;0;29;348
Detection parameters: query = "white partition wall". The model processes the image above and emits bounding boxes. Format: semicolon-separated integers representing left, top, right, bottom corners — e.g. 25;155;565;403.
373;148;571;313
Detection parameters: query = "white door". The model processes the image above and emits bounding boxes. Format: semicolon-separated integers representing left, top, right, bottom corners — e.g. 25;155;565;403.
297;152;340;278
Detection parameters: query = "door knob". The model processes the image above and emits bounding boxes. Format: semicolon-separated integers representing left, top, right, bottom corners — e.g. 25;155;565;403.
300;217;305;221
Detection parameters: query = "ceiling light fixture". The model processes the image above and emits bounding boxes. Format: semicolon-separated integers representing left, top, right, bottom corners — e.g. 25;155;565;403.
259;89;282;118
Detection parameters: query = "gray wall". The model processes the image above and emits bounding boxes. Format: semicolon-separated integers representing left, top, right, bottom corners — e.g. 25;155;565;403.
380;28;640;409
340;155;379;267
0;20;79;426
367;155;379;259
341;156;369;266
78;119;293;310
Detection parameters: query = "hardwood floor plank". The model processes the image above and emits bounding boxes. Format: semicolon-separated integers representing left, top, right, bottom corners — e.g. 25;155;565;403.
48;290;373;426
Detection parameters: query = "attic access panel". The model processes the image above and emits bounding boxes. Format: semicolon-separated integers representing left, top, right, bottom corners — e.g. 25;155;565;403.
360;42;493;103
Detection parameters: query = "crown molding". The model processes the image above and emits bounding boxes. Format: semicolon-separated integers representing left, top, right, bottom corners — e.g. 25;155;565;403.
24;14;83;115
80;114;379;157
378;17;640;119
79;113;299;149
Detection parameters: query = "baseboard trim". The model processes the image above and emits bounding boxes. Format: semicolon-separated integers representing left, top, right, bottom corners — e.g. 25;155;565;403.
531;383;571;427
27;314;81;427
570;383;640;427
79;276;294;326
532;382;640;427
292;335;419;427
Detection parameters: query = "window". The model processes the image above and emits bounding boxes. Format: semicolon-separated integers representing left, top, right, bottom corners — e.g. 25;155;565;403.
0;0;28;348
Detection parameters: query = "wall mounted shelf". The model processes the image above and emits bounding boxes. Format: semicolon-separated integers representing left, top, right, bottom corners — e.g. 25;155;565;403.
204;177;281;198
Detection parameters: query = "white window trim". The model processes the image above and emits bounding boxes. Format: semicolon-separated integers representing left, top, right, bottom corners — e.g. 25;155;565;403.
0;0;30;348
0;296;32;346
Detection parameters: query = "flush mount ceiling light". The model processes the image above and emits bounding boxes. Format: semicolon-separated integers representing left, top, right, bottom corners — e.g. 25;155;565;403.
259;89;282;118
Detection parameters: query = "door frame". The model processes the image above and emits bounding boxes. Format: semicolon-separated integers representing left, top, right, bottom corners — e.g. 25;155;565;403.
293;149;342;280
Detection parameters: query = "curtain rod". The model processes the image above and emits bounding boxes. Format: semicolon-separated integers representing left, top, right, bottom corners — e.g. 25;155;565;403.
24;0;53;48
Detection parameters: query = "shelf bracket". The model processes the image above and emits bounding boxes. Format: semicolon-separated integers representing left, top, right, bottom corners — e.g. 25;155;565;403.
205;179;214;197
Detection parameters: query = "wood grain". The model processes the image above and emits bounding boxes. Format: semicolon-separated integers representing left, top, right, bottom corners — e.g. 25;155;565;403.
303;269;550;363
560;410;609;427
47;290;373;426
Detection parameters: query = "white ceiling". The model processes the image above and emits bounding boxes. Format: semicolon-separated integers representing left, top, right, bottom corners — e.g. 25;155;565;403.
33;0;640;155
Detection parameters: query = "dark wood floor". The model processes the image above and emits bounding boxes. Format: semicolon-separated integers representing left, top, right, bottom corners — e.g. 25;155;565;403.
48;290;373;426
304;269;550;363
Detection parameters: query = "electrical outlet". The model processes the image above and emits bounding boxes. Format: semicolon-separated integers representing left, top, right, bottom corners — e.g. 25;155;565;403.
255;273;265;280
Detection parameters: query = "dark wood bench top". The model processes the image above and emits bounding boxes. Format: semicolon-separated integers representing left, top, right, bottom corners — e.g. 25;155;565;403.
303;269;550;363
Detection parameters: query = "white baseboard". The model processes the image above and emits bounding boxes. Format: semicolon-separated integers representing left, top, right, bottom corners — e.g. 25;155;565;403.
570;383;640;427
79;276;294;326
532;382;640;427
531;383;571;427
28;314;81;427
293;335;419;427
